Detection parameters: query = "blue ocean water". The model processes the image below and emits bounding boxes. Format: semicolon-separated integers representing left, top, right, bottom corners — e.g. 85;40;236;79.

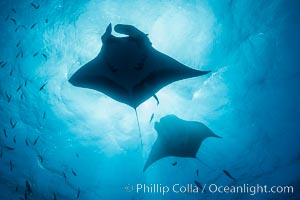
0;0;299;199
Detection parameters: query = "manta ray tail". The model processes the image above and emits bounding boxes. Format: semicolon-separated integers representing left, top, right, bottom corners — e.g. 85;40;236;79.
135;109;143;149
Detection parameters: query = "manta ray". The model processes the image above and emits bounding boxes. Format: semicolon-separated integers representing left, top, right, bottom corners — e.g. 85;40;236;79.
144;115;220;172
69;24;210;109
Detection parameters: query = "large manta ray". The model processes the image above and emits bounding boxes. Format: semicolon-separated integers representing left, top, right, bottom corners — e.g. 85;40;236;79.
144;115;220;172
69;24;210;109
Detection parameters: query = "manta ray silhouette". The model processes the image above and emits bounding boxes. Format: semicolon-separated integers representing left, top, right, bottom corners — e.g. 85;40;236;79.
144;115;220;172
69;24;210;109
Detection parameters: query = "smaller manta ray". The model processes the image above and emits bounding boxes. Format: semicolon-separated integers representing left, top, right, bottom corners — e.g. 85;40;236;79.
69;23;210;109
144;115;220;172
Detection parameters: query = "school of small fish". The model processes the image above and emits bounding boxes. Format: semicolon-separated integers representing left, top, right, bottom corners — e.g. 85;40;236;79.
0;2;81;199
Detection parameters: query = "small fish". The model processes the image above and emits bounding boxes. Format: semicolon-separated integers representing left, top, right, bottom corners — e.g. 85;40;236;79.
6;92;12;102
33;51;39;57
11;121;17;129
5;145;15;150
75;153;79;158
10;68;13;76
16;40;21;47
25;80;28;87
43;111;46;119
25;180;32;195
21;93;25;100
12;8;17;14
63;171;67;180
24;191;28;200
77;188;80;199
42;53;47;60
15;25;27;32
223;169;237;182
172;161;177;166
5;14;9;21
1;62;7;68
71;168;77;176
25;138;29;146
33;136;39;145
21;25;27;29
11;120;18;129
10;118;13;126
13;135;16;143
9;160;13;172
30;2;40;9
149;113;154;123
30;23;37;29
10;18;17;25
3;128;7;138
0;148;3;157
16;50;22;58
194;180;205;192
53;192;57;200
15;185;18;192
196;169;199;176
38;154;43;163
39;83;47;91
153;94;159;105
16;84;22;92
45;18;48;23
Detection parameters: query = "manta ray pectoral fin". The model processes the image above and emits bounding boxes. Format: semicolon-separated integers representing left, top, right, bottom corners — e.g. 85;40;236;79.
195;70;211;76
143;140;169;172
